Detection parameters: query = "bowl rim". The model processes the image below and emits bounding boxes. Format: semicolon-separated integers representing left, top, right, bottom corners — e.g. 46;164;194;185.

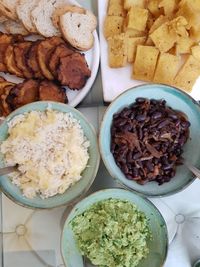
61;188;169;267
99;83;199;197
193;259;200;267
0;101;100;209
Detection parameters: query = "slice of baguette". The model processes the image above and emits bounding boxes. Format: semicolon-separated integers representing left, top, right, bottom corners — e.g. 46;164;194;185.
52;5;85;29
0;12;8;23
0;0;19;20
31;0;61;37
60;10;97;51
3;20;29;36
16;0;38;33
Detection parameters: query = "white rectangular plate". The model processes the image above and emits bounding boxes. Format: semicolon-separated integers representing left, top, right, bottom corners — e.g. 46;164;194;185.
98;0;200;103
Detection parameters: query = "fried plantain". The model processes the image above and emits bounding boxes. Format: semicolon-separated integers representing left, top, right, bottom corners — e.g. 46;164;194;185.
0;76;6;82
14;41;33;78
4;44;24;77
39;80;68;103
0;33;24;72
48;43;74;78
1;85;14;116
0;81;15;96
58;53;91;90
0;34;13;72
37;36;64;80
7;79;39;110
26;41;44;79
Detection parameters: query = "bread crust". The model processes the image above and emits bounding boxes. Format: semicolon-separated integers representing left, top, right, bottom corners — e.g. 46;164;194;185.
0;0;18;20
3;20;29;36
59;10;97;51
0;13;8;23
16;0;38;33
52;5;85;29
31;0;61;37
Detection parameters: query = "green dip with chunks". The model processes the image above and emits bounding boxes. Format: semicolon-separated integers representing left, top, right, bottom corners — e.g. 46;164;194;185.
70;198;151;267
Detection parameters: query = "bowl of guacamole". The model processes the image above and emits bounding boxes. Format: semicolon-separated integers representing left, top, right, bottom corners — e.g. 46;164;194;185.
61;189;168;267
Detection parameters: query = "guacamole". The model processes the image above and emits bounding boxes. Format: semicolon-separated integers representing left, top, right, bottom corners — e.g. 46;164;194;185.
70;199;151;267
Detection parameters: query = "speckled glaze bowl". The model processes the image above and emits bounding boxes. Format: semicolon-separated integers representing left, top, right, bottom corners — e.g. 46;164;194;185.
61;188;168;267
99;84;200;197
0;101;100;209
193;259;200;267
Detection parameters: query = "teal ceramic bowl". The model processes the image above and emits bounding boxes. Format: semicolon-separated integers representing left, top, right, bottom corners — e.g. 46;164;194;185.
193;259;200;267
61;188;168;267
99;84;200;197
0;101;100;209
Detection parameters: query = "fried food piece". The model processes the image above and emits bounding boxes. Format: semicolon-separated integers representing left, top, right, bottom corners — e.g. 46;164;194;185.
4;44;24;77
133;45;159;81
0;76;6;82
127;7;148;32
39;80;68;103
14;42;33;78
49;44;74;78
153;53;180;85
1;85;13;116
0;33;24;72
0;34;13;72
26;41;44;79
7;79;39;110
58;53;91;90
37;37;64;80
0;81;15;95
108;0;126;17
173;55;200;92
108;33;128;67
104;16;124;39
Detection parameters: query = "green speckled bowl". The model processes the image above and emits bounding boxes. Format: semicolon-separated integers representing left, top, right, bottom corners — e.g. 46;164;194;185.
99;84;200;197
193;259;200;267
0;101;100;209
61;188;168;267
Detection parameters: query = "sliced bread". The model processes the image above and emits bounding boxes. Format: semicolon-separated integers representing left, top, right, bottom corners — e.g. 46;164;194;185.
3;20;29;36
52;5;85;29
0;0;19;20
0;12;8;23
60;10;97;51
31;0;61;37
16;0;38;33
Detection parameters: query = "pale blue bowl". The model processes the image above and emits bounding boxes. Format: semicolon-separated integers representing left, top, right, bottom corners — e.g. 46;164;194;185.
99;84;200;197
0;101;100;209
61;188;168;267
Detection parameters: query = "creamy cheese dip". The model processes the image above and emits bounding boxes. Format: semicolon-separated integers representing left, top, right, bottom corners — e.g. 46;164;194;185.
1;110;90;199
